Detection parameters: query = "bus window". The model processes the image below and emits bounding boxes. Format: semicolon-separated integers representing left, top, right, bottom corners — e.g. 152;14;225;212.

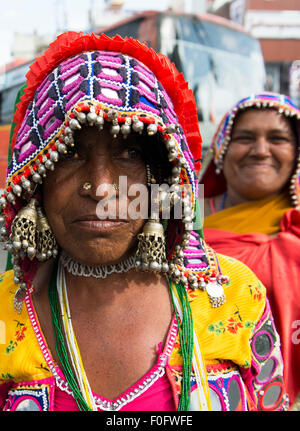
158;14;265;150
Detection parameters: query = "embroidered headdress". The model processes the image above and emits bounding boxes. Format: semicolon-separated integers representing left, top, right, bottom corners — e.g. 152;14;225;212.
200;91;300;206
0;31;242;412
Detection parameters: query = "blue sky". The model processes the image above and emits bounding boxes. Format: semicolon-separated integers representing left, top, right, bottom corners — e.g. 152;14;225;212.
0;0;174;66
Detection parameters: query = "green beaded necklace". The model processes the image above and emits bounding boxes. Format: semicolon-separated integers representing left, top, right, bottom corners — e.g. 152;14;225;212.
48;260;194;411
170;281;194;411
48;262;92;411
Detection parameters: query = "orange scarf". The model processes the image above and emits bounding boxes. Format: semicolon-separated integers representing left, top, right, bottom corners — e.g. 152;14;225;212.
204;193;291;235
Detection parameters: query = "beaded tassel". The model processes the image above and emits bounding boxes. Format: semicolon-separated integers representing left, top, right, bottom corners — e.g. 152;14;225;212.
48;262;93;411
170;281;194;410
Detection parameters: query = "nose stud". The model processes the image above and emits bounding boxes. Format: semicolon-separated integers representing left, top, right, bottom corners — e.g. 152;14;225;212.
82;182;119;191
82;182;92;191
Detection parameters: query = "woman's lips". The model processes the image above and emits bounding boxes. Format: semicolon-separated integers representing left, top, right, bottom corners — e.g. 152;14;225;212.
241;163;275;170
72;215;128;232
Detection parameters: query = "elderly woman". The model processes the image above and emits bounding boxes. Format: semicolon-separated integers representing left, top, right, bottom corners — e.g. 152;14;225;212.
0;33;287;411
201;92;300;406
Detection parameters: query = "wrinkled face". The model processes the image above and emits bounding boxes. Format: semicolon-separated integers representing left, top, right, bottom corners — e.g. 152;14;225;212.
43;126;148;266
223;109;297;201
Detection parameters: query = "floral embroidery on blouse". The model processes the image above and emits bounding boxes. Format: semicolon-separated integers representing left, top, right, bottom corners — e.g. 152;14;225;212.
208;305;255;336
249;283;264;302
5;320;27;354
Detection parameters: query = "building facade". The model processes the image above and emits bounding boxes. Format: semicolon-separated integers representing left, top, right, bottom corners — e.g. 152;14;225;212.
208;0;300;106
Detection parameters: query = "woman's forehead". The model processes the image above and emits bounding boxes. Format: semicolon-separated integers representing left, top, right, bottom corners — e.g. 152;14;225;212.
232;108;295;133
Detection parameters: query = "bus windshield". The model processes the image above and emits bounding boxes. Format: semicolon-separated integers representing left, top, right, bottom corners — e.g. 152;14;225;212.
159;15;266;147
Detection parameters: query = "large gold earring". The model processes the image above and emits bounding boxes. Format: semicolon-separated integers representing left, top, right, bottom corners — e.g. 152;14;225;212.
135;166;168;273
135;218;169;273
10;198;38;260
36;207;58;261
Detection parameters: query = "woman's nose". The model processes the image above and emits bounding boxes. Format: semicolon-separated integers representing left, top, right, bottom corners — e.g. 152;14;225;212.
79;154;117;200
250;136;271;157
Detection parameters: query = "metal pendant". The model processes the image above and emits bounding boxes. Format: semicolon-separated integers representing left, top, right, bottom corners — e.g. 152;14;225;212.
206;280;226;308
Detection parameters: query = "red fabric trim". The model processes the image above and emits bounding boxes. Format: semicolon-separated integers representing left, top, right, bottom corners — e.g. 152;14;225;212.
165;365;179;410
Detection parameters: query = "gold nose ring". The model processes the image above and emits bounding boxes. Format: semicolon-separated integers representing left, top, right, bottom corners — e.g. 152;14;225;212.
82;182;92;191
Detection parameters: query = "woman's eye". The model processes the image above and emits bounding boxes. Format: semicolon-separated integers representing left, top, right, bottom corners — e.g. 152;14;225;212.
120;148;142;160
232;135;253;143
269;135;292;144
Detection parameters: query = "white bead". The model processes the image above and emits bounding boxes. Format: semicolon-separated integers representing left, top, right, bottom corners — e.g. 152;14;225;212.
87;112;97;125
7;192;16;203
69;118;81;130
96;115;104;130
76;112;87;124
12;184;22;197
150;261;160;271
21;178;31;190
166;141;176;151
45;160;54;171
132;117;144;133
50;151;59;162
27;247;36;259
147;123;157;135
111;124;120;136
0;197;7;207
58;143;67;154
121;124;131;136
32;173;42;184
38;165;46;176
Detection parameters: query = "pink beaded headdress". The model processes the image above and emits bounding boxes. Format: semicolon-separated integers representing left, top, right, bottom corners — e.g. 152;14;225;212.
201;91;300;206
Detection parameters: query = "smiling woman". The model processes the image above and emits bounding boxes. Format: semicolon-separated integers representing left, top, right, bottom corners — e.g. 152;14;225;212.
201;92;300;406
223;109;297;203
0;34;288;412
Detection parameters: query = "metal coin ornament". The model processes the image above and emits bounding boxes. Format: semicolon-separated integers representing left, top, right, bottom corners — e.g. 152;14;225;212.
205;278;226;308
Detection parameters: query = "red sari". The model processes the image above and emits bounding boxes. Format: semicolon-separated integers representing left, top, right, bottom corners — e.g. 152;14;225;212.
204;208;300;406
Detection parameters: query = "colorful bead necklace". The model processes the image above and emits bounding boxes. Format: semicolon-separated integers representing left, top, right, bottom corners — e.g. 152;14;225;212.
48;262;93;411
48;259;211;411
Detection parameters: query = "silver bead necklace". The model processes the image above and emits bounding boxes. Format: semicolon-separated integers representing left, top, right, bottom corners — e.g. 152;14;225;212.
59;250;136;279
